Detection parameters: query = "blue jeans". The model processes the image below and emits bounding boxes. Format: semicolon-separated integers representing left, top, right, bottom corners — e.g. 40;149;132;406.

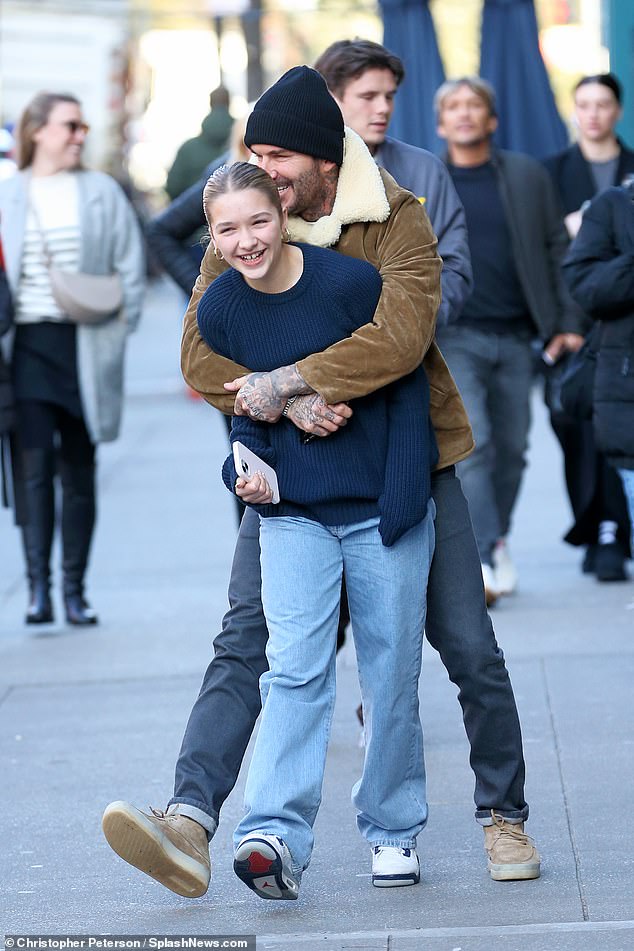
169;467;528;835
617;468;634;552
233;509;435;873
437;327;533;565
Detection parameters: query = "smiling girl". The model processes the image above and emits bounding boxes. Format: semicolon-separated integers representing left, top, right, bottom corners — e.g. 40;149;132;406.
196;161;437;900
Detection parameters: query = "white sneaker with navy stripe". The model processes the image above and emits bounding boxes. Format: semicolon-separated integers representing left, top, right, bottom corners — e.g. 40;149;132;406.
234;832;300;900
371;845;420;887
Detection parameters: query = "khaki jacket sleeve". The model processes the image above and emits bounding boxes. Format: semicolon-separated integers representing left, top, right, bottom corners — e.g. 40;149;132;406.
180;244;250;414
296;184;442;403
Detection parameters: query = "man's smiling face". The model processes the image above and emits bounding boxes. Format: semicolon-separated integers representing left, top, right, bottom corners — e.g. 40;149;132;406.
248;145;334;221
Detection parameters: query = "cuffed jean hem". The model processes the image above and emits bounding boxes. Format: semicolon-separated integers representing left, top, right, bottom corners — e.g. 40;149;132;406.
476;807;529;826
372;837;417;850
168;799;218;839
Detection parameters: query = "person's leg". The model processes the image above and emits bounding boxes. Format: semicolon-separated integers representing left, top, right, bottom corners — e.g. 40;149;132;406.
617;468;634;554
102;507;269;896
594;459;630;580
170;506;268;832
426;467;527;820
57;407;97;625
15;400;57;624
547;413;597;524
344;511;433;855
234;515;341;880
425;466;539;881
438;327;499;567
488;336;533;544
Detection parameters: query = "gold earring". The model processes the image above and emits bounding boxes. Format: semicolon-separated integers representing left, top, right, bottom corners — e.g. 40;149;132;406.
282;227;291;243
213;244;224;261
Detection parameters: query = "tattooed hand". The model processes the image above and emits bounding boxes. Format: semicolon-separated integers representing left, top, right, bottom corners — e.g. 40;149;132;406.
286;394;353;436
224;365;312;422
225;372;286;421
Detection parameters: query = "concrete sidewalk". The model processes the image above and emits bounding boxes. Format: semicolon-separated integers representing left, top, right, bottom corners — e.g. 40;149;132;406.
1;278;634;950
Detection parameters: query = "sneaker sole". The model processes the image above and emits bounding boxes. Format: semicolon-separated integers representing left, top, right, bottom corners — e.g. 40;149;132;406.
488;859;541;881
234;837;299;900
372;861;420;888
372;872;420;887
102;801;210;898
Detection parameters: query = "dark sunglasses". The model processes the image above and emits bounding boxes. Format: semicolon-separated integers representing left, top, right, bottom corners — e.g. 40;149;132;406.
61;120;90;135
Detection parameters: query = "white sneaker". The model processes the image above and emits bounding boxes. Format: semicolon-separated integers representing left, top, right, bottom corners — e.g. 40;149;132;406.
493;538;518;595
481;563;500;607
234;832;300;900
371;845;420;887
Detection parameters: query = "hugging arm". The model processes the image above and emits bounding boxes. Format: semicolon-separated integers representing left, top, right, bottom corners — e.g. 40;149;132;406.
181;183;440;418
295;186;441;403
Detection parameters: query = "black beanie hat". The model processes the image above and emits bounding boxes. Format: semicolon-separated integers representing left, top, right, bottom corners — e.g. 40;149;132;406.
245;65;344;166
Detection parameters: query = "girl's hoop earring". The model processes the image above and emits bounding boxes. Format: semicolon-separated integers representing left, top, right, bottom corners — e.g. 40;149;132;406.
213;244;224;261
283;228;291;243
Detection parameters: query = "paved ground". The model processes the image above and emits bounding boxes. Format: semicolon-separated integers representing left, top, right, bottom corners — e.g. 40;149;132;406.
1;278;634;950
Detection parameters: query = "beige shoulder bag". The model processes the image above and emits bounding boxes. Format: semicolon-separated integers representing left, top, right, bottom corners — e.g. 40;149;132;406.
31;202;123;324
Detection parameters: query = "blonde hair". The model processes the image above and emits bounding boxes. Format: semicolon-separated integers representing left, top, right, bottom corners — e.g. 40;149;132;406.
16;91;81;169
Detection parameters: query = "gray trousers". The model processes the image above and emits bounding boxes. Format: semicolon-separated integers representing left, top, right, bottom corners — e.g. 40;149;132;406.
438;326;534;565
170;466;528;835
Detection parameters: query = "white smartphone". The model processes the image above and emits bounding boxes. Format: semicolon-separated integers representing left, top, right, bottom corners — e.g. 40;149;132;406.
232;441;280;504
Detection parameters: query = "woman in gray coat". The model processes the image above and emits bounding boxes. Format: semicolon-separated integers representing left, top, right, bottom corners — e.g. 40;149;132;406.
0;91;145;625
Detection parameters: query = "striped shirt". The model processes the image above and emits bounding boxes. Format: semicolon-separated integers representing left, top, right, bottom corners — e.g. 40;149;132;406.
15;171;80;324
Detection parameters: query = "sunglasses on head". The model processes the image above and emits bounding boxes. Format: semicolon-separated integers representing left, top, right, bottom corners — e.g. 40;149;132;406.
61;120;90;135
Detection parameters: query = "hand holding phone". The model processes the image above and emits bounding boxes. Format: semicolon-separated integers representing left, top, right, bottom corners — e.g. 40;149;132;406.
233;441;280;504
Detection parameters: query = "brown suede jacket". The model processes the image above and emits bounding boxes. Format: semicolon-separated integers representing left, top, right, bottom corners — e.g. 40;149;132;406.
181;128;474;469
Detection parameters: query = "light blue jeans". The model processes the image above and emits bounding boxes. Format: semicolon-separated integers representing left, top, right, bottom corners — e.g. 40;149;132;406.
617;468;634;553
233;507;435;874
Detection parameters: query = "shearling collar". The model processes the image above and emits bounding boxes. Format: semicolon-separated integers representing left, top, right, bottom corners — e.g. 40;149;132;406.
287;127;390;248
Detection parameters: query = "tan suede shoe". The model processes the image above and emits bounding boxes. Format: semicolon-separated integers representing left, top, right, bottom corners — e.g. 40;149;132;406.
483;811;540;881
102;801;211;897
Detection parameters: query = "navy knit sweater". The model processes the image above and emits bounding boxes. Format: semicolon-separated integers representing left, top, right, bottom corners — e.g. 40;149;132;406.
197;243;437;546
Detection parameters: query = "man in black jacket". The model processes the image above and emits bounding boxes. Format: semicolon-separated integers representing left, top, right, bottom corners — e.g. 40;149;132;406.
435;76;585;604
543;73;634;581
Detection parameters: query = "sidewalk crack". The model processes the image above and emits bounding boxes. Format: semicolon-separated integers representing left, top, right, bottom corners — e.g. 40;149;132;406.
541;655;589;920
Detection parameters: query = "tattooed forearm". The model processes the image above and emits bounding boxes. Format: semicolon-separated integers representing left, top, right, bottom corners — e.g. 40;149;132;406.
268;365;313;399
233;365;313;422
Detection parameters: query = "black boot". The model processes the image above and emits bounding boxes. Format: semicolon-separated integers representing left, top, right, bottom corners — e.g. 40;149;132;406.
60;459;98;626
64;591;98;626
21;449;56;624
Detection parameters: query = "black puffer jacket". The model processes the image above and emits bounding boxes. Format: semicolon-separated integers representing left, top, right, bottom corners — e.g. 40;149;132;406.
563;185;634;469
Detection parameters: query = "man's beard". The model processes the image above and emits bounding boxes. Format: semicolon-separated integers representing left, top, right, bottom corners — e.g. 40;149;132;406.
284;163;332;221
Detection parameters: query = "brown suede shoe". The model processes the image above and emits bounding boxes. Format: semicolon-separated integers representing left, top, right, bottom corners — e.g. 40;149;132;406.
102;801;211;897
483;811;540;881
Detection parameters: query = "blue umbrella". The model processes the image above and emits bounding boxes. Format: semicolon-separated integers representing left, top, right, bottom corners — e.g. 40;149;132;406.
380;0;446;153
479;0;568;159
